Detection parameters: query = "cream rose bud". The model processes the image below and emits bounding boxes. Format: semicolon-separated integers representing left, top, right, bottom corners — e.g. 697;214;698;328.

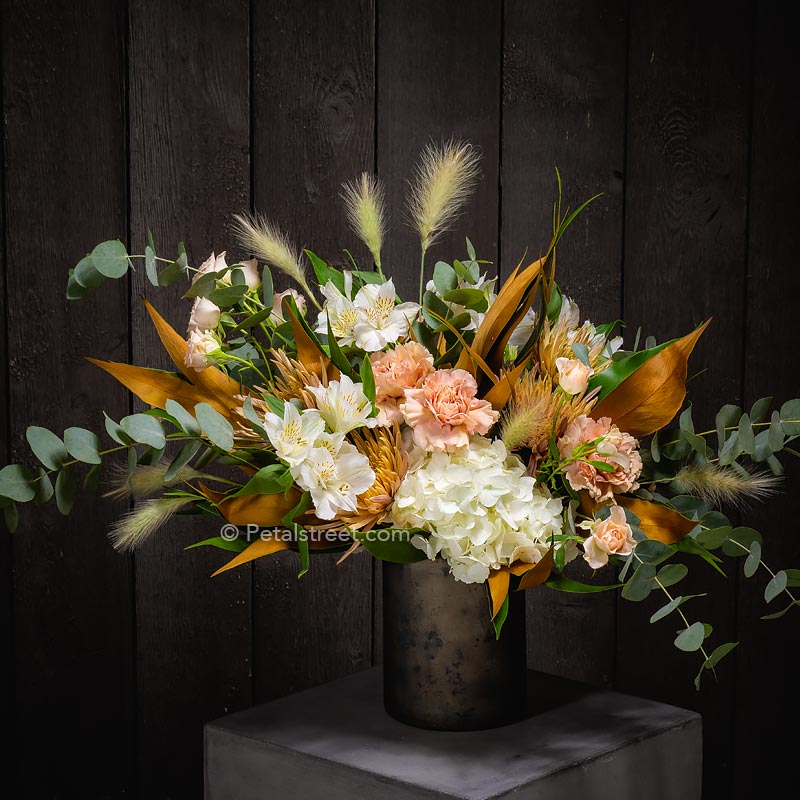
192;251;228;286
237;258;261;290
270;289;307;324
187;297;221;333
578;505;636;569
555;356;593;395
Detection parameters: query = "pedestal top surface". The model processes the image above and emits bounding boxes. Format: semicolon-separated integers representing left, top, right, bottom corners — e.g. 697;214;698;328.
207;668;699;800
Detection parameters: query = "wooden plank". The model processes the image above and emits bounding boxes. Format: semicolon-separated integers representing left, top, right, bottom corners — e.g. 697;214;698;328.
617;3;751;798
736;4;800;797
2;1;134;795
251;0;375;701
127;2;251;796
377;0;502;302
502;0;627;685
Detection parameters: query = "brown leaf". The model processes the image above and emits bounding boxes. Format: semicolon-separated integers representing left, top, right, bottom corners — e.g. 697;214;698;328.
515;548;555;590
592;320;711;436
487;569;510;619
211;536;290;576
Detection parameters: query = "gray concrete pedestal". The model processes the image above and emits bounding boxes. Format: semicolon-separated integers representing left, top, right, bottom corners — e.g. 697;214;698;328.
205;668;701;799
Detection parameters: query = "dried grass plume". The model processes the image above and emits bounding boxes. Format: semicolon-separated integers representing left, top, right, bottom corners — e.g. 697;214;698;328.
342;173;386;274
108;497;191;552
232;212;319;307
671;463;781;508
407;140;481;254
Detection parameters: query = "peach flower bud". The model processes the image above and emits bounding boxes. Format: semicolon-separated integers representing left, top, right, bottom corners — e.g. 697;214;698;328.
579;505;636;569
270;289;307;324
555;356;593;395
187;297;221;334
184;329;220;372
192;251;228;286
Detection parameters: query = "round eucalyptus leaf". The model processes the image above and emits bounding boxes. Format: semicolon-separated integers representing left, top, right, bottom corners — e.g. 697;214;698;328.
91;240;130;279
26;426;69;471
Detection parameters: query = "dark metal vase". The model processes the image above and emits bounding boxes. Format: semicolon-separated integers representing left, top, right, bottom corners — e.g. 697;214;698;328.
382;558;527;731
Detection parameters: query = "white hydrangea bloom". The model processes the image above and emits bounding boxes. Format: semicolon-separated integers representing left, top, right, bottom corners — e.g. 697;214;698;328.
391;436;565;584
306;375;378;434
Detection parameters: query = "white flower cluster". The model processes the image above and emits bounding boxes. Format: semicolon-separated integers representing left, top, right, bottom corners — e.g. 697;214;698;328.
262;377;377;520
391;436;564;583
316;273;419;352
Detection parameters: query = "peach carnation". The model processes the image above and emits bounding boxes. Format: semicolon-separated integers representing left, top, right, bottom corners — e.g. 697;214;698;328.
370;342;435;425
558;414;642;502
401;368;499;452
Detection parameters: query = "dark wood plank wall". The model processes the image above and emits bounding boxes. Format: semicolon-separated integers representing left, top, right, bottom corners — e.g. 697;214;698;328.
1;1;797;797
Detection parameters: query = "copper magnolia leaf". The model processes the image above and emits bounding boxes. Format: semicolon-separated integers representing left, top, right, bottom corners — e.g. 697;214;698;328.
455;256;545;375
218;490;302;527
285;300;331;381
144;300;243;409
592;320;711;437
483;359;530;410
211;535;290;576
87;359;211;412
515;548;555;590
487;569;510;619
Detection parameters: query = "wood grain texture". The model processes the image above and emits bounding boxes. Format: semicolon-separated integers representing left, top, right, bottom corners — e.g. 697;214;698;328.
618;3;752;798
2;1;134;796
251;0;375;702
377;0;502;301
736;4;800;797
502;0;627;687
128;1;251;797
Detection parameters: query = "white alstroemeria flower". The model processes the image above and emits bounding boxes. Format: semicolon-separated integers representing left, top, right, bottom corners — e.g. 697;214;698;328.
262;402;326;467
352;279;420;351
306;375;378;434
315;275;360;345
296;441;375;520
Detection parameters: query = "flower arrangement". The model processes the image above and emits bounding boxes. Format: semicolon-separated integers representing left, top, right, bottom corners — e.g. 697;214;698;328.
2;140;798;688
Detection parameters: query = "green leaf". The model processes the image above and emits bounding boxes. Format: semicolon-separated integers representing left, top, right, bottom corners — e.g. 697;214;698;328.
120;414;166;449
571;342;591;367
587;459;617;473
242;397;270;438
784;568;800;588
432;261;457;295
716;404;741;450
3;502;19;532
261;266;274;307
230;465;292;497
492;594;510;640
164;440;202;482
743;539;761;578
63;427;102;465
183;270;219;299
55;466;77;515
633;540;672;565
442;288;489;312
83;463;101;492
104;413;132;445
738;413;755;454
546;576;622;593
91;240;130;279
360;355;377;407
144;245;158;286
208;284;249;308
326;316;355;377
465;237;477;261
0;464;36;503
779;399;800;436
656;563;688;588
718;430;741;466
761;601;799;620
650;595;683;623
297;528;310;579
546;282;563;324
73;256;105;289
765;571;787;604
694;526;731;550
185;536;248;554
165;399;201;436
66;270;91;300
33;468;54;505
722;527;762;558
704;641;738;669
587;336;676;399
306;249;345;294
750;397;772;424
194;403;235;451
675;536;727;576
675;621;705;652
767;411;785;452
26;426;69;470
354;528;427;564
621;562;656;601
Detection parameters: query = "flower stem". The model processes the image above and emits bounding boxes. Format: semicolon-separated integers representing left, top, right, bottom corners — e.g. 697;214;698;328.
418;247;427;306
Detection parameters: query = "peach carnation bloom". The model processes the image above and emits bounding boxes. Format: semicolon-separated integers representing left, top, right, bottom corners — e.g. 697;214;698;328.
402;368;499;451
579;505;636;568
370;342;435;425
558;414;642;502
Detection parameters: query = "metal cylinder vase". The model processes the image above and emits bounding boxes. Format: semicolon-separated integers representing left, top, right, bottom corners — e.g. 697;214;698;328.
382;558;527;731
